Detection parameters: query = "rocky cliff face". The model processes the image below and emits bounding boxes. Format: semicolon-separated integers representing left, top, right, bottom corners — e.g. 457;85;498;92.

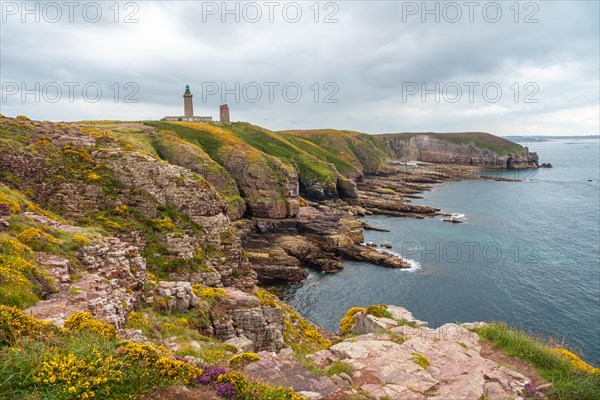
377;133;539;168
0;116;255;290
150;132;247;220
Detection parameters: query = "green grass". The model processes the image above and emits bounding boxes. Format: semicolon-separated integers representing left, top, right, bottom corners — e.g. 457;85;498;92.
223;123;338;187
278;133;361;176
281;129;389;174
473;323;600;399
437;132;525;156
144;121;224;156
325;360;354;376
411;353;430;369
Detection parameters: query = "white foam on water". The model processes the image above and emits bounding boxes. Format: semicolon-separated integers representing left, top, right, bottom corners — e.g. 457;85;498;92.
439;210;467;221
405;258;421;271
372;247;421;272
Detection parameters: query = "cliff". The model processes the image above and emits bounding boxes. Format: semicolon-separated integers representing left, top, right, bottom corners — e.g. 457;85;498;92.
375;132;539;168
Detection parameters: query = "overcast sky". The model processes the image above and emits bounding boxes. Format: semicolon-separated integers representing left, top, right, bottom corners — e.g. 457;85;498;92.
1;1;598;135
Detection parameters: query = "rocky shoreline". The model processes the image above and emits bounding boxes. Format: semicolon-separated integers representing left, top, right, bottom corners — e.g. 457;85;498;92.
241;161;521;284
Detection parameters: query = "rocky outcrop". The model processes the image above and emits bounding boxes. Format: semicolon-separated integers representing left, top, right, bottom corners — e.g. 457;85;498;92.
244;349;340;398
97;150;228;231
241;234;309;283
338;245;412;269
336;175;359;199
377;133;539;169
150;133;246;220
222;150;300;219
153;281;199;311
241;305;534;400
236;204;417;281
26;221;147;328
211;288;285;352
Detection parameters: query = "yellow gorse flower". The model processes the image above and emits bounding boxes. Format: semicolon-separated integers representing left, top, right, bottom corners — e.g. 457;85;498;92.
553;348;600;375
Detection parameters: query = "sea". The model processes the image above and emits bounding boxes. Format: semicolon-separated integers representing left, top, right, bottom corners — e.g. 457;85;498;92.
275;138;600;366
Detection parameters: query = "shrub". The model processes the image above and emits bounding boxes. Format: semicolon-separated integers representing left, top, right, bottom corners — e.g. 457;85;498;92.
156;356;202;384
24;201;60;221
228;352;260;368
16;227;59;250
71;235;90;247
552;348;600;375
192;285;227;304
255;288;331;354
0;312;204;399
0;306;58;346
221;343;238;353
0;204;11;216
34;350;124;399
340;307;365;335
124;311;150;330
195;366;228;384
325;360;353;376
365;304;392;319
411;353;430;369
217;371;304;400
216;382;236;399
117;341;202;383
86;171;101;181
0;256;54;308
117;341;161;363
64;312;118;340
1;238;30;254
151;218;176;231
0;193;21;214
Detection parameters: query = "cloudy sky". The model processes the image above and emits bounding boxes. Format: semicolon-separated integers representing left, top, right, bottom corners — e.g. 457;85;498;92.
1;1;598;135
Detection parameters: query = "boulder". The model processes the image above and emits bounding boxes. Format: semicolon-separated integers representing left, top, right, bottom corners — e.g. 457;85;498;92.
337;175;359;199
352;313;398;334
224;335;254;353
155;281;199;311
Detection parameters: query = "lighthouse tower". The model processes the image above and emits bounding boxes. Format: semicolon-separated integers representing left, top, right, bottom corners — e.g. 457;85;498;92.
183;85;193;117
161;86;214;122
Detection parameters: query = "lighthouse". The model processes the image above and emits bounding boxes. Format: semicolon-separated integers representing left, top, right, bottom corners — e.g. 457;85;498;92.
161;86;216;122
183;85;193;117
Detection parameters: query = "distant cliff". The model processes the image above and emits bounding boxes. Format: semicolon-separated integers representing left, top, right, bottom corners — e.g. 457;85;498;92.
375;132;539;169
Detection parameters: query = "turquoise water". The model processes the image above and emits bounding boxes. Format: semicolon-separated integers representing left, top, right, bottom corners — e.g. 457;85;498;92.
280;139;600;366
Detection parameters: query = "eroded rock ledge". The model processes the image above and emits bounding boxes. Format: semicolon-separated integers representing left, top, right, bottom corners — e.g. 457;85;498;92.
245;305;534;400
234;205;413;283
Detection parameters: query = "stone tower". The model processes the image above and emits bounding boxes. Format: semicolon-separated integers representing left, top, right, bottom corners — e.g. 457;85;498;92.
220;104;230;122
183;85;193;117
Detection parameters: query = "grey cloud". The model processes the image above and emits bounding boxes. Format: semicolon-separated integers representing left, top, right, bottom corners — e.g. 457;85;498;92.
0;0;598;135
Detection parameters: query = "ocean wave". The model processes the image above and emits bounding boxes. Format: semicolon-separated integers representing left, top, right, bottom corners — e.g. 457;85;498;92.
440;211;467;220
404;258;421;271
372;247;421;272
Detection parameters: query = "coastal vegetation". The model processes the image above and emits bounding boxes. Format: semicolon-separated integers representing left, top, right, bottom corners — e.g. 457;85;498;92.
472;323;600;399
